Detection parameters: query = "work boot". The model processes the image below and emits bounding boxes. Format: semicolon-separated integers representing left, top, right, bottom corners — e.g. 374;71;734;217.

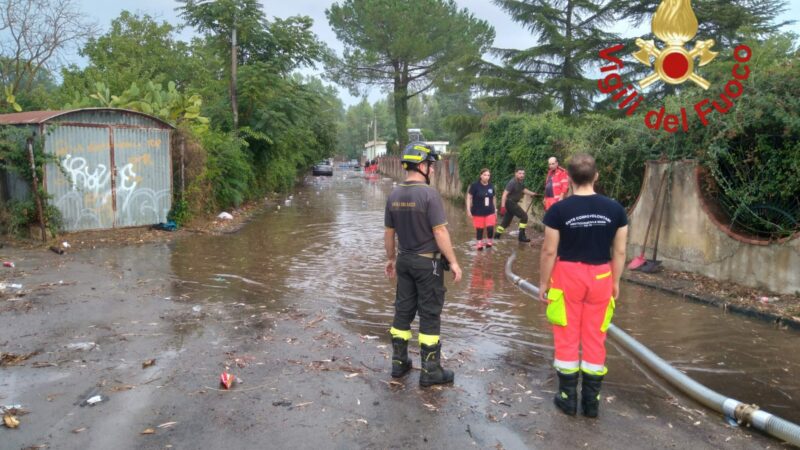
518;228;531;243
419;343;454;387
581;373;604;418
391;337;412;378
553;371;579;416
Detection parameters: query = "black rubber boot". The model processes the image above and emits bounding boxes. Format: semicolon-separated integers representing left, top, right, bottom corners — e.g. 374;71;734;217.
419;343;454;387
553;371;579;416
581;373;604;418
391;337;412;378
518;228;531;242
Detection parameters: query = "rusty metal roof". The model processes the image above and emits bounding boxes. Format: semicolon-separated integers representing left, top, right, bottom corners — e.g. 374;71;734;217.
0;110;67;124
0;108;174;128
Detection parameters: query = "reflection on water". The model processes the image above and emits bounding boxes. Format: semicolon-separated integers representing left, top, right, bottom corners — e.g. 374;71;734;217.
167;170;800;422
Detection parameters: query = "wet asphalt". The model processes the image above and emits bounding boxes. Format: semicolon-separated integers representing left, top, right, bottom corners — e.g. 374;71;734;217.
1;169;797;449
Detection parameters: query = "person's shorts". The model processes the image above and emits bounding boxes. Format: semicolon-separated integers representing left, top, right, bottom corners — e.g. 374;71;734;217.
472;214;497;229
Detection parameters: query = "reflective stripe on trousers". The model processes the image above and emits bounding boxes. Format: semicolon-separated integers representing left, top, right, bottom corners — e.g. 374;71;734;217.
550;260;613;373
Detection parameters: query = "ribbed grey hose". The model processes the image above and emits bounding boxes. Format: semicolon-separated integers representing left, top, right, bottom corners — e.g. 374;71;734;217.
505;251;800;446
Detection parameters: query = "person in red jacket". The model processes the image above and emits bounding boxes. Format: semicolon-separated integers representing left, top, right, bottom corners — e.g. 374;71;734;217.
544;157;569;211
539;153;628;418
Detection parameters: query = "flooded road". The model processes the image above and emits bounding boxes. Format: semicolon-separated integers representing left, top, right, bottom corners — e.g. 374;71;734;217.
173;170;800;421
3;168;799;449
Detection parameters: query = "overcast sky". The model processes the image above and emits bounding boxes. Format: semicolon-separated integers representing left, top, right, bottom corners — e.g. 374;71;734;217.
70;0;800;106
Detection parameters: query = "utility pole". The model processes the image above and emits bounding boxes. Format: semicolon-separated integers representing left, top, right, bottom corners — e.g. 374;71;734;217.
194;0;238;132
230;11;238;131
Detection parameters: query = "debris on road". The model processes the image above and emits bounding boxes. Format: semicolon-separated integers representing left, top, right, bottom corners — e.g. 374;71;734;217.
220;372;235;389
3;261;15;268
72;427;87;433
141;428;156;435
0;282;23;291
217;212;234;220
81;395;107;407
142;359;156;369
1;351;39;366
272;399;292;407
49;246;65;255
157;421;178;429
3;412;20;428
67;342;97;351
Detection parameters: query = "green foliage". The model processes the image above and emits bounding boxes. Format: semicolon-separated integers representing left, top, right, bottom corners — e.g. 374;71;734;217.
491;0;625;116
326;0;495;147
60;11;195;97
201;131;254;209
459;113;574;194
461;35;800;238
167;196;191;226
623;0;792;48
2;199;63;237
664;35;800;237
0;127;64;236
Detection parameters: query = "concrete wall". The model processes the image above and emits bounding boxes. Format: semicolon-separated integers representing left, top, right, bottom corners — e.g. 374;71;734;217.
628;160;800;295
379;155;464;199
378;155;540;223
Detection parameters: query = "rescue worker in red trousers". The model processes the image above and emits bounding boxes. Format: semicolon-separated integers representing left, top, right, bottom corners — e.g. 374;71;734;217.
495;168;537;242
466;168;497;251
544;156;569;211
538;154;628;417
384;142;463;387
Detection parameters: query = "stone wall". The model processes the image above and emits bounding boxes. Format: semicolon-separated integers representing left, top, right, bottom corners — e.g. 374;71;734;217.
628;160;800;295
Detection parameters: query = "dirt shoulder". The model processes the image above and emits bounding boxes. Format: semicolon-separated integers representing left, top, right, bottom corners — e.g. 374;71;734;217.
1;197;276;254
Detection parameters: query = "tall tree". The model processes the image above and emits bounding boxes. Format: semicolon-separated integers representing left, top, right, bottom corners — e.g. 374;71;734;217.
326;0;494;148
492;0;624;116
623;0;792;48
59;11;194;100
0;0;97;111
177;0;268;130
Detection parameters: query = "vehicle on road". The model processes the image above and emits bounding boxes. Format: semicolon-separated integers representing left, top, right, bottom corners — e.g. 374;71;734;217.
312;160;333;176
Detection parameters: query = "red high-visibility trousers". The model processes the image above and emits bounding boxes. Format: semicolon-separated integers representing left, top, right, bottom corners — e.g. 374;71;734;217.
550;260;613;375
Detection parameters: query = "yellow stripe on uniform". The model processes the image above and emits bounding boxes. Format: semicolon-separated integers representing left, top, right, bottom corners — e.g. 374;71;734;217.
595;271;612;280
418;333;439;346
402;154;423;161
390;327;412;341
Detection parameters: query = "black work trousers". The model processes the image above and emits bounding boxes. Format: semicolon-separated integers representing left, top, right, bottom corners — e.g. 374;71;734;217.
393;253;446;336
500;200;528;229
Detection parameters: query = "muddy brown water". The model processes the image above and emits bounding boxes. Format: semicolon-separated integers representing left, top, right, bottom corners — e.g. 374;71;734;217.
168;170;800;425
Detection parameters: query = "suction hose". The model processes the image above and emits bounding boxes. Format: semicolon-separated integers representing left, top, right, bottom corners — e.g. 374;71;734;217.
505;251;800;446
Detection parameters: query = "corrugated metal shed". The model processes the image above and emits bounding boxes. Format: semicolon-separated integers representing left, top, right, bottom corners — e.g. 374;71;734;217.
0;108;174;231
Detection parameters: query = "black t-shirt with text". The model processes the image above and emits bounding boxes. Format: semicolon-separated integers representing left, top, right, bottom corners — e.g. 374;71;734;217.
468;181;496;216
542;194;628;264
385;181;448;254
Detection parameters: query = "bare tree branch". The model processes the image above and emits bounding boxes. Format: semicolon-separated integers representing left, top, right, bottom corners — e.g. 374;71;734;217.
0;0;98;99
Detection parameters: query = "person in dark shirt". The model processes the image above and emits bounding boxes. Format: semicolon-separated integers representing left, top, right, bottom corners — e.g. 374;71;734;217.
538;153;628;419
496;168;537;242
466;168;497;251
384;142;462;387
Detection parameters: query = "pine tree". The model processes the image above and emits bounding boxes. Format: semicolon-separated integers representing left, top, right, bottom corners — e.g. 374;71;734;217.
492;0;625;116
623;0;793;48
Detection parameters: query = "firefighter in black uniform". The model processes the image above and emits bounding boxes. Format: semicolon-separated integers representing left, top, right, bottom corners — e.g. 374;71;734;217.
384;142;463;387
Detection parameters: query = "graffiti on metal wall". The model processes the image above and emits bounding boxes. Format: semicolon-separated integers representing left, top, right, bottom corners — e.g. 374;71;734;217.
55;153;169;230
